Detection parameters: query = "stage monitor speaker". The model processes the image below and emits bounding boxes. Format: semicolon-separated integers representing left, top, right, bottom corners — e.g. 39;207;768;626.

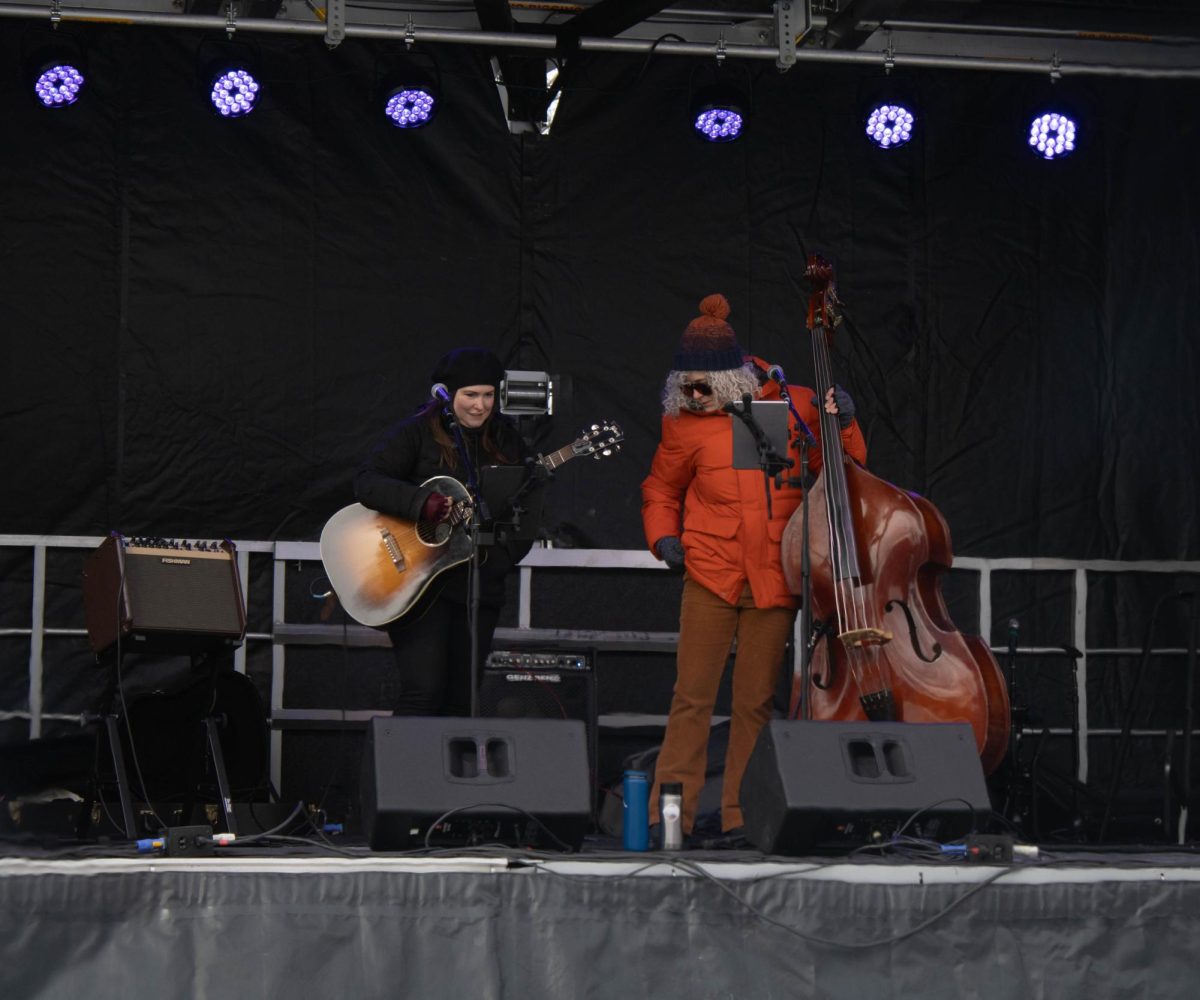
360;716;591;851
478;650;597;771
82;534;246;655
740;720;990;855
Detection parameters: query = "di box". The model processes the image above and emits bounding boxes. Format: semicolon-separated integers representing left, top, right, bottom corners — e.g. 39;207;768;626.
360;716;591;851
740;720;990;855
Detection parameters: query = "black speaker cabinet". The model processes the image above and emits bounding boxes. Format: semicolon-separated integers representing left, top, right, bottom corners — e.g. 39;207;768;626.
740;720;990;855
478;650;597;773
360;716;591;851
82;534;246;655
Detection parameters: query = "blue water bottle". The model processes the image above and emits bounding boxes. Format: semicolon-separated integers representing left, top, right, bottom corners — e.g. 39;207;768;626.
622;770;650;851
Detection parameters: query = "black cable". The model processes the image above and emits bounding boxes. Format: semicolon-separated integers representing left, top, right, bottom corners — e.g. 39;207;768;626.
577;853;1043;951
890;795;983;841
205;800;307;846
421;802;576;852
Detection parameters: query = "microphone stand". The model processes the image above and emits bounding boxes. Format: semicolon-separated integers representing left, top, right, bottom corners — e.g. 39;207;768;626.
774;381;819;721
444;405;491;718
726;388;818;718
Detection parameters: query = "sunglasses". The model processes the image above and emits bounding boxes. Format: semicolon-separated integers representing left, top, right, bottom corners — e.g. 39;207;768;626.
680;380;713;397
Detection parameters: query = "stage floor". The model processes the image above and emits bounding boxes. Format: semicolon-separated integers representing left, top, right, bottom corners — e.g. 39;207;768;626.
3;835;1200;999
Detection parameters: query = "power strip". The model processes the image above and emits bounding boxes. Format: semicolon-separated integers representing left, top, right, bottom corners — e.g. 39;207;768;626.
963;834;1014;862
164;825;213;857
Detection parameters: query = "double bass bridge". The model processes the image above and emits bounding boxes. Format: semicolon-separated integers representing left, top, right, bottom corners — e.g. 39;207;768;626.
838;626;893;649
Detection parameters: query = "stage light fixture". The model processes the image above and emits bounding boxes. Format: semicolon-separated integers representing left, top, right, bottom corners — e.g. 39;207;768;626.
34;61;86;108
865;103;916;149
24;33;88;110
383;85;438;129
376;52;441;132
208;66;261;119
1028;111;1077;160
691;82;748;143
196;36;263;121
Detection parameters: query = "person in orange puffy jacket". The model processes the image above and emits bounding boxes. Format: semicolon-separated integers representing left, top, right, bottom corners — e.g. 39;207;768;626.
641;293;868;842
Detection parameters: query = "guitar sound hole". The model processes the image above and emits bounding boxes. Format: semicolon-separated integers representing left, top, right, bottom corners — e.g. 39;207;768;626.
417;520;451;546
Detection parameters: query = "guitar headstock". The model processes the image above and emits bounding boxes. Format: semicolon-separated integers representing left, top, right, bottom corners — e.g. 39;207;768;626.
572;421;624;460
805;253;841;334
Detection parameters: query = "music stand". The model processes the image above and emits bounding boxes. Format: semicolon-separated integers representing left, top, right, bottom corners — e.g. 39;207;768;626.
731;400;791;472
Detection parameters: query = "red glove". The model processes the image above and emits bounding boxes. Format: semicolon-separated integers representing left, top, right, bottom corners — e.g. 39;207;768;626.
420;491;452;523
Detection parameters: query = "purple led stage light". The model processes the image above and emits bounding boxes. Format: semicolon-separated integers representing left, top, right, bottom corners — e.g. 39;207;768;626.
866;103;915;149
210;68;260;119
384;88;436;129
34;64;85;108
1028;112;1077;160
694;107;744;142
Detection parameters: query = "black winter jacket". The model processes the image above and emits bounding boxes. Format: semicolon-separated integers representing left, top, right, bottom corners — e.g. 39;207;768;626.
354;407;533;607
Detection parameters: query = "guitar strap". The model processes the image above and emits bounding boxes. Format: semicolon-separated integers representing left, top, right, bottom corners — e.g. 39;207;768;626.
444;412;488;520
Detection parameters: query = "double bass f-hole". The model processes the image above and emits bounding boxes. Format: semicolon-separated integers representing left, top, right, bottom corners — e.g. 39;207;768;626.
885;598;943;664
808;620;839;690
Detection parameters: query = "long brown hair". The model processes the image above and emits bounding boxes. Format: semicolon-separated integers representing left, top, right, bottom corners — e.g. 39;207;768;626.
421;400;517;469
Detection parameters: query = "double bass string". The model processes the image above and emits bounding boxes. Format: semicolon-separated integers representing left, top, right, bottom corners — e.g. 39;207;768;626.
809;303;888;699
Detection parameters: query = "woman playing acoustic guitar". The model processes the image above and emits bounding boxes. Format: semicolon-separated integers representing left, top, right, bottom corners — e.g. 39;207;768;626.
354;347;532;717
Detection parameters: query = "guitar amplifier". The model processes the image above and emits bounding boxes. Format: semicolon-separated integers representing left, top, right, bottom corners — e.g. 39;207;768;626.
82;534;246;655
479;650;597;777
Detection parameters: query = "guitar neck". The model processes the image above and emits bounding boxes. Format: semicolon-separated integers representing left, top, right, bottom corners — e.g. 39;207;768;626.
538;442;580;470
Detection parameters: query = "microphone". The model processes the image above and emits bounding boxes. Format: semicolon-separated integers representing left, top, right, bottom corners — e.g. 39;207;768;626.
1007;618;1020;655
431;383;450;403
765;364;795;410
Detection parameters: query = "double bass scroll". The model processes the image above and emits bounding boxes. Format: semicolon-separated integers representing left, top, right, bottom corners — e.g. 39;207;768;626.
780;254;1010;774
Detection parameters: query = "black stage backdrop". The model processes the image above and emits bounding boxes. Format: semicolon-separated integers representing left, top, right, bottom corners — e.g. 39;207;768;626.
1;25;1197;558
1;27;1199;785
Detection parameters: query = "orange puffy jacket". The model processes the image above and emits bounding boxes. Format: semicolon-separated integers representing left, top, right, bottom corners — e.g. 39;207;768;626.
641;376;868;609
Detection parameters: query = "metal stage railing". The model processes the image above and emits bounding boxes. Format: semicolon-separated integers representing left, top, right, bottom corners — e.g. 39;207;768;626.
3;533;1199;804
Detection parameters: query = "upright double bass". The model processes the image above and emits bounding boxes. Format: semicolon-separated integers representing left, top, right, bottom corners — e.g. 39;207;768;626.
780;255;1010;774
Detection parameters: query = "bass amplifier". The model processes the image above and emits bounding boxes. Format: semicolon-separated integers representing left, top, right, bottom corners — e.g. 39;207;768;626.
82;534;246;655
479;650;597;776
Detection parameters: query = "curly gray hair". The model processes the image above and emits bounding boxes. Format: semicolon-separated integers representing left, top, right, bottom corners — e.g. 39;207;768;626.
661;364;762;416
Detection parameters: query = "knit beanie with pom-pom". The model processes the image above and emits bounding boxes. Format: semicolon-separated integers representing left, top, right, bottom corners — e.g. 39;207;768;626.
671;293;745;371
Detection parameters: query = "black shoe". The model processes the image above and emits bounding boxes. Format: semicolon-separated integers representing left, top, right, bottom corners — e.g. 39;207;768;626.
699;827;750;850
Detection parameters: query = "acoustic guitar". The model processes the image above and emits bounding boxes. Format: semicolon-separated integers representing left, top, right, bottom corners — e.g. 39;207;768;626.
320;421;623;626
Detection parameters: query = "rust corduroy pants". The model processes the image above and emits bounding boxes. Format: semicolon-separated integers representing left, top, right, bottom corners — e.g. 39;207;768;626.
649;576;796;834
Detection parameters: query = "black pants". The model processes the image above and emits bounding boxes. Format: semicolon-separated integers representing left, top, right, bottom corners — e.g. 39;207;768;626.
385;593;501;717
